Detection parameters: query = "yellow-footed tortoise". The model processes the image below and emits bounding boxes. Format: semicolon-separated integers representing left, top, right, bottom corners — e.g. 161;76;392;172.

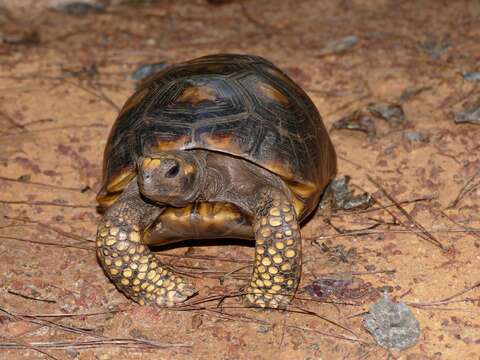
96;54;337;309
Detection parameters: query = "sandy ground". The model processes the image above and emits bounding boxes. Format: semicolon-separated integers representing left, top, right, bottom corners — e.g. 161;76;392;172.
0;0;479;359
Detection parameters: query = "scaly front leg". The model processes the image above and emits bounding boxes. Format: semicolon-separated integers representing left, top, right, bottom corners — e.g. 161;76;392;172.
245;187;302;309
96;182;196;306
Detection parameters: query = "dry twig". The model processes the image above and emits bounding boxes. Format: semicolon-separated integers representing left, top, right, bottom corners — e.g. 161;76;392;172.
308;227;480;242
0;339;191;350
367;176;444;250
7;290;56;304
447;168;480;209
406;281;480;309
4;215;94;243
0;175;86;192
0;235;94;251
0;199;94;208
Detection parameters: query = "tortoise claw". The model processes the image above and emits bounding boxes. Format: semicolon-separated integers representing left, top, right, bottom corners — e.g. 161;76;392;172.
139;276;197;307
155;282;197;307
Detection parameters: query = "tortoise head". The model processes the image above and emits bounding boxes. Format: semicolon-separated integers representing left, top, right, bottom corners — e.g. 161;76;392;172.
137;151;203;207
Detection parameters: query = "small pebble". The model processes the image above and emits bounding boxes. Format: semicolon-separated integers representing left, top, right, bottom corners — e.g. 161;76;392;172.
320;35;358;55
368;102;406;127
462;72;480;83
65;347;79;359
455;102;480;124
403;131;429;143
332;110;376;138
129;62;170;81
50;0;106;15
321;175;373;211
191;314;203;330
418;39;451;58
256;325;272;333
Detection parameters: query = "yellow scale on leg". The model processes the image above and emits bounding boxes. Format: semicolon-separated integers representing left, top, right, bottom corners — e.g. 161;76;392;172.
96;197;196;306
245;191;301;309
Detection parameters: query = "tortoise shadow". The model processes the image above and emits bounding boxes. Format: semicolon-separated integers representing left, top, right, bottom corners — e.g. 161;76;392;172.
150;237;254;252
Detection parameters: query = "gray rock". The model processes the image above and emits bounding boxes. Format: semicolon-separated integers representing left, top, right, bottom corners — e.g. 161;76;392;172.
368;102;406;127
455;102;480;124
462;72;480;83
363;293;420;350
321;175;373;211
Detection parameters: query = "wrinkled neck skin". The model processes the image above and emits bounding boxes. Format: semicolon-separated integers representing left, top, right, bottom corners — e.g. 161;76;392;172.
198;149;289;215
175;151;208;204
139;149;288;216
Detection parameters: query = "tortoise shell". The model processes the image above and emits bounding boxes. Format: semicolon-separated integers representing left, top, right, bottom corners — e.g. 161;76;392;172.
97;54;336;219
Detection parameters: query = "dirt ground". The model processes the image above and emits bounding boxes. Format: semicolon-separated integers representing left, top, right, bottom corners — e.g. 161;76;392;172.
0;0;479;359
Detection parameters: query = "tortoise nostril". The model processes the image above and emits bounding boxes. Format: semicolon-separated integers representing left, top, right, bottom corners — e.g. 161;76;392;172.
165;163;180;178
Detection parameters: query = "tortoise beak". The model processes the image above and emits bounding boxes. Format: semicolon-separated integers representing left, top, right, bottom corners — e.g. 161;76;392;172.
138;156;162;171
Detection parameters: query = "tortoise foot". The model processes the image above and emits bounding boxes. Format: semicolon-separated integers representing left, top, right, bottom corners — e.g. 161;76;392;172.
244;288;292;310
137;275;197;307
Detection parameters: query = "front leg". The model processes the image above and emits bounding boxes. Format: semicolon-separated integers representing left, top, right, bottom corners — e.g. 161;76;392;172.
245;187;302;309
96;182;196;306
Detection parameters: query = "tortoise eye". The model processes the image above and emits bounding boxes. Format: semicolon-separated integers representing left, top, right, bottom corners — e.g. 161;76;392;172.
165;163;180;178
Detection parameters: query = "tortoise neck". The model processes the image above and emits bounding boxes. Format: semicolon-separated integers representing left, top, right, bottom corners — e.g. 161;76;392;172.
194;150;289;216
